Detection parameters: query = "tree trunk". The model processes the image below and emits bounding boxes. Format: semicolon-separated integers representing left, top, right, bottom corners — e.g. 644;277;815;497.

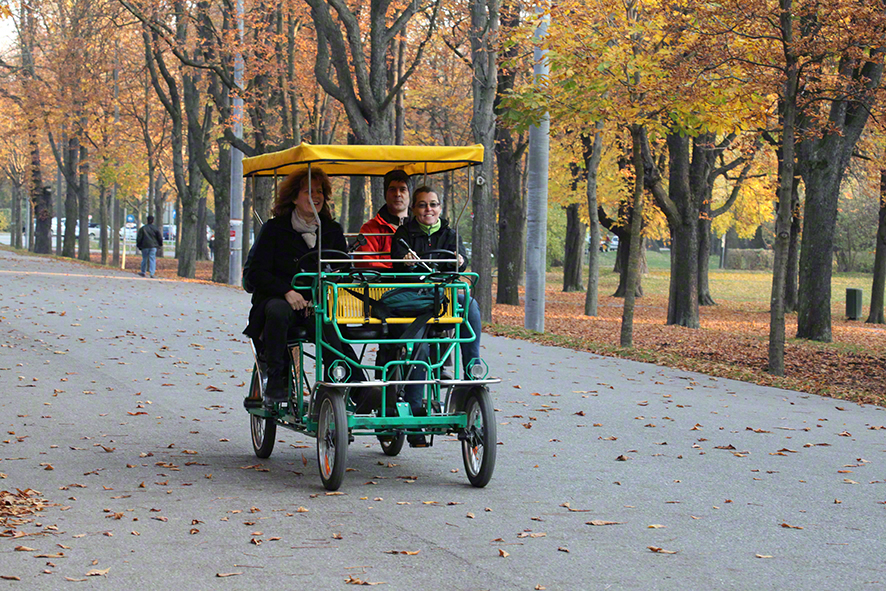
609;223;642;298
795;56;883;342
99;182;108;265
469;0;500;323
796;164;841;342
494;122;526;305
697;218;715;305
582;128;603;316
112;192;121;267
77;142;90;262
56;168;63;255
494;0;526;306
347;176;366;234
22;1;51;255
34;186;52;254
197;196;209;261
866;171;886;324
785;175;801;312
664;134;699;328
768;5;799;377
243;182;253;266
211;145;232;283
12;182;22;250
62;135;79;258
154;176;165;259
620;124;646;348
176;68;203;279
562;203;585;292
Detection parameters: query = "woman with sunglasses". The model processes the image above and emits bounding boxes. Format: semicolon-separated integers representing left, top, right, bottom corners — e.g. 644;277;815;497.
390;187;483;444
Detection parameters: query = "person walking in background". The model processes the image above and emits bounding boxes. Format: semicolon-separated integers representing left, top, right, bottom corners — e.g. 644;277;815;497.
136;215;163;278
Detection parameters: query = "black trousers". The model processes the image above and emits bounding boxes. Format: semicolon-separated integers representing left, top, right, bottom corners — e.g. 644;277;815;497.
262;298;364;383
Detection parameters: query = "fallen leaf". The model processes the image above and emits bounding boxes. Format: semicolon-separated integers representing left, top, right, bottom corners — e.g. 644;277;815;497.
498;549;510;558
755;554;774;559
586;520;623;526
780;522;803;530
86;568;110;577
647;546;678;554
344;575;384;585
216;572;243;578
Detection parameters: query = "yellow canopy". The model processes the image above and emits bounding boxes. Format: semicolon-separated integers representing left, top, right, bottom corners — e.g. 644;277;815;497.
243;143;484;178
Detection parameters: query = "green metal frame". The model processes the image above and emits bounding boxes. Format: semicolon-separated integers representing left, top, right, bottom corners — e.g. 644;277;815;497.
246;269;488;437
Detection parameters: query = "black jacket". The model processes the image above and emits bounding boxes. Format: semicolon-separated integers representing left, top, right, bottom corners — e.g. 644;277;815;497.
243;214;347;339
390;218;468;274
136;224;163;250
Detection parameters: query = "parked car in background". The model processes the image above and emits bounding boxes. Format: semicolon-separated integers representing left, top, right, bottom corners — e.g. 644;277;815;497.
119;223;138;242
86;222;111;238
51;219;109;239
163;224;176;241
600;234;619;252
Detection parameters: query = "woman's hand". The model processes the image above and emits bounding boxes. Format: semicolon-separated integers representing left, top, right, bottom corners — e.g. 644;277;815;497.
284;290;310;311
457;254;464;267
404;251;418;266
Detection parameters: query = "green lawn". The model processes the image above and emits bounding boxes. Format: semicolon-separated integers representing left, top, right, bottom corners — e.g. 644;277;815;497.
551;250;876;308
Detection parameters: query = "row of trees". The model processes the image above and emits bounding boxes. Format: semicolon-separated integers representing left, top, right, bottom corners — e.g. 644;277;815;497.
506;0;886;374
1;0;885;377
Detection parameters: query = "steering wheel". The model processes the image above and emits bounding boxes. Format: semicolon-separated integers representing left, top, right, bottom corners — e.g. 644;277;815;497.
426;271;460;284
296;249;352;272
348;270;382;283
410;249;460;271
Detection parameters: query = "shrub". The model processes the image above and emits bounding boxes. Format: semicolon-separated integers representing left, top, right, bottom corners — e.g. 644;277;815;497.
724;248;773;270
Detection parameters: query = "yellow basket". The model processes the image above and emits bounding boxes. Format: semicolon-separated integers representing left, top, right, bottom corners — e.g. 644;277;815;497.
327;284;461;325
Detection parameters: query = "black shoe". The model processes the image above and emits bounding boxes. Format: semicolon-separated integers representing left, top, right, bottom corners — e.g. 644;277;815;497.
264;375;288;406
408;433;428;448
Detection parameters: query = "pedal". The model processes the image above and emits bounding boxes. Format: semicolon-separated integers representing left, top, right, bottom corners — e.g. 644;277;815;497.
243;397;262;410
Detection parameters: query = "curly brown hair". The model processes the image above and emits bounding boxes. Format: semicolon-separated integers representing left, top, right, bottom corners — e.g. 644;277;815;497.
271;168;333;220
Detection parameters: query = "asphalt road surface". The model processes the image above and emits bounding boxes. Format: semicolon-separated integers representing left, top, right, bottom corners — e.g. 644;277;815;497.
1;249;885;590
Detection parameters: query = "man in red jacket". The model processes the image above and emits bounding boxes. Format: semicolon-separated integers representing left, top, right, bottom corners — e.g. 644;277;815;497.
356;170;410;268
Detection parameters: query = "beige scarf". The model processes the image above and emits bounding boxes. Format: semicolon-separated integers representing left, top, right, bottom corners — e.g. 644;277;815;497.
291;210;319;248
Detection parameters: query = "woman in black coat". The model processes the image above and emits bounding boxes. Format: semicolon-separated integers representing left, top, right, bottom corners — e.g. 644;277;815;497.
243;168;349;404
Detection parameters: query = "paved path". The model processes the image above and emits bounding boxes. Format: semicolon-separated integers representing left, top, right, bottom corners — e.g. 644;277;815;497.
1;249;884;590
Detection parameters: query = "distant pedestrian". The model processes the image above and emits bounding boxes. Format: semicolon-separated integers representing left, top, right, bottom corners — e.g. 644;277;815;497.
136;215;163;278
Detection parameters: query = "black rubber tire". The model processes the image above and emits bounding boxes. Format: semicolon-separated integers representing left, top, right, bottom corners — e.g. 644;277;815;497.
249;371;276;458
316;389;348;491
378;432;406;456
461;388;496;488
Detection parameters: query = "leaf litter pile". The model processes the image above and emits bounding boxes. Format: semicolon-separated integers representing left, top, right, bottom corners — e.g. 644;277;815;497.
0;488;51;538
491;287;886;405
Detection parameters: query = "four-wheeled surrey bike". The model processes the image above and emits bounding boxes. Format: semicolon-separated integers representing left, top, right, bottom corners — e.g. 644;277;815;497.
241;144;498;490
